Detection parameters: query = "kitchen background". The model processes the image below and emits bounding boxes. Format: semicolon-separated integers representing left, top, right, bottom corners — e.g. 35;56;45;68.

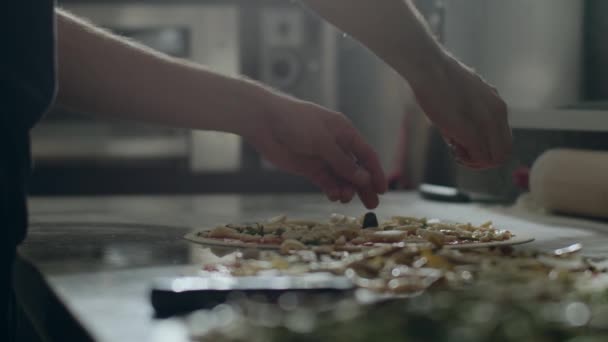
30;0;608;201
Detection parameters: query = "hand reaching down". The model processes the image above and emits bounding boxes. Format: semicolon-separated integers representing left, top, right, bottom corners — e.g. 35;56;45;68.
241;96;387;209
410;55;513;169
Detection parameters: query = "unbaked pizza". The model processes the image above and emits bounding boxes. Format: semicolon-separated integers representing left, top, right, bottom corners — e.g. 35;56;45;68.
185;212;531;252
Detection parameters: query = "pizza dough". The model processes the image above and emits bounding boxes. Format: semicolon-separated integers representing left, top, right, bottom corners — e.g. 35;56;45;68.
530;149;608;219
185;213;534;251
185;231;535;250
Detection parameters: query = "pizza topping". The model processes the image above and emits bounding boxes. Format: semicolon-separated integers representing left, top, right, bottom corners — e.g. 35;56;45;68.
259;235;282;244
226;223;264;236
280;239;307;254
207;227;241;240
417;229;446;247
391;216;427;226
335;235;347;245
198;213;515;249
350;236;366;245
362;212;379;228
390;224;420;233
367;230;409;243
225;243;606;296
330;214;359;227
194;243;608;341
268;214;287;224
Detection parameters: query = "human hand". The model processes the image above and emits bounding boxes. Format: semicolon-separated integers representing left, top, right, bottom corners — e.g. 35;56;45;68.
241;96;387;209
409;54;512;169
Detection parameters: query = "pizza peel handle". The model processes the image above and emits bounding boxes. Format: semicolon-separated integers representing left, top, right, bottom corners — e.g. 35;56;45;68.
150;275;355;318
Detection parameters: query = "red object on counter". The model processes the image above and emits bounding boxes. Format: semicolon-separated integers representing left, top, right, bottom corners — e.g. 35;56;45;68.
512;166;530;190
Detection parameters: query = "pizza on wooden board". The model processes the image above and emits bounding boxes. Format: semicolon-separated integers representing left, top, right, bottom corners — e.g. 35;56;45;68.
185;213;533;252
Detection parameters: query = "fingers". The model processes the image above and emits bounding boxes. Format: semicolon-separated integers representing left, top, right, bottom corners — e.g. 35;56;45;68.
357;185;380;209
253;117;385;208
312;168;359;204
258;136;357;203
316;117;386;197
447;101;512;170
358;192;379;209
310;167;342;202
420;60;512;169
319;139;371;188
466;101;511;168
444;123;490;169
256;136;339;196
335;128;387;194
446;138;473;167
340;185;356;203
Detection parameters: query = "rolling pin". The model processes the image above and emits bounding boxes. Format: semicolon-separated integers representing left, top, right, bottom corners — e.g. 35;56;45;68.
530;149;608;219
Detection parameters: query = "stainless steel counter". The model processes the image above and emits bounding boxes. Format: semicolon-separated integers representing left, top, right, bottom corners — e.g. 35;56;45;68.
18;193;608;341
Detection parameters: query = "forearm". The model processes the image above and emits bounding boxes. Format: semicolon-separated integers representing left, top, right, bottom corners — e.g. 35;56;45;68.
304;1;511;169
55;9;271;135
54;10;387;207
302;0;447;87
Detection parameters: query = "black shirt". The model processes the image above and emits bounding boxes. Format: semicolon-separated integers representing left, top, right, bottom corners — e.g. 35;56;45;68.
1;0;56;249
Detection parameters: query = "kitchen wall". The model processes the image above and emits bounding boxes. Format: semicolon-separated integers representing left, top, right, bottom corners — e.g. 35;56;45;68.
444;0;584;108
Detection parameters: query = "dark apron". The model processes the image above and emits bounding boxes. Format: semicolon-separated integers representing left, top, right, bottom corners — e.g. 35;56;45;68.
1;1;56;340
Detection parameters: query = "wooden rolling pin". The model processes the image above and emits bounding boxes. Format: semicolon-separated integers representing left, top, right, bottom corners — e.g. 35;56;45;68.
530;149;608;219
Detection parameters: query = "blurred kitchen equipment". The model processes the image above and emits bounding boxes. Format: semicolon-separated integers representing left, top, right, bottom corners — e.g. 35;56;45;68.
150;274;354;317
259;8;336;109
584;0;608;101
418;184;471;203
553;243;583;257
530;149;608;220
418;184;504;204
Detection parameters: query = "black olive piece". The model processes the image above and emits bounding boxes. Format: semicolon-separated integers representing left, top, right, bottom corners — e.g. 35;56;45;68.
362;212;379;228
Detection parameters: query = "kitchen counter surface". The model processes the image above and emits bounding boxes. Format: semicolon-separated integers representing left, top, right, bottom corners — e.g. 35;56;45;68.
18;192;608;341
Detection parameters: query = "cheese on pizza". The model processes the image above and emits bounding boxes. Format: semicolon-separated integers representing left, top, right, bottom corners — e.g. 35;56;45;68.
196;213;513;251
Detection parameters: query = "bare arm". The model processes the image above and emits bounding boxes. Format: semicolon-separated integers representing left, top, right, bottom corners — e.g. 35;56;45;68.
54;9;386;208
303;0;512;168
55;10;266;135
302;0;443;84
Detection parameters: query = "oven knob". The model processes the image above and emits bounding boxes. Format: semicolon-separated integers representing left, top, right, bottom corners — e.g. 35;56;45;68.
266;50;300;89
272;59;291;80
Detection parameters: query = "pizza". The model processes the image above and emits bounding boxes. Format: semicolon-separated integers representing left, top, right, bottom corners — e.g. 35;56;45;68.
210;242;599;294
185;212;531;252
192;242;608;341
